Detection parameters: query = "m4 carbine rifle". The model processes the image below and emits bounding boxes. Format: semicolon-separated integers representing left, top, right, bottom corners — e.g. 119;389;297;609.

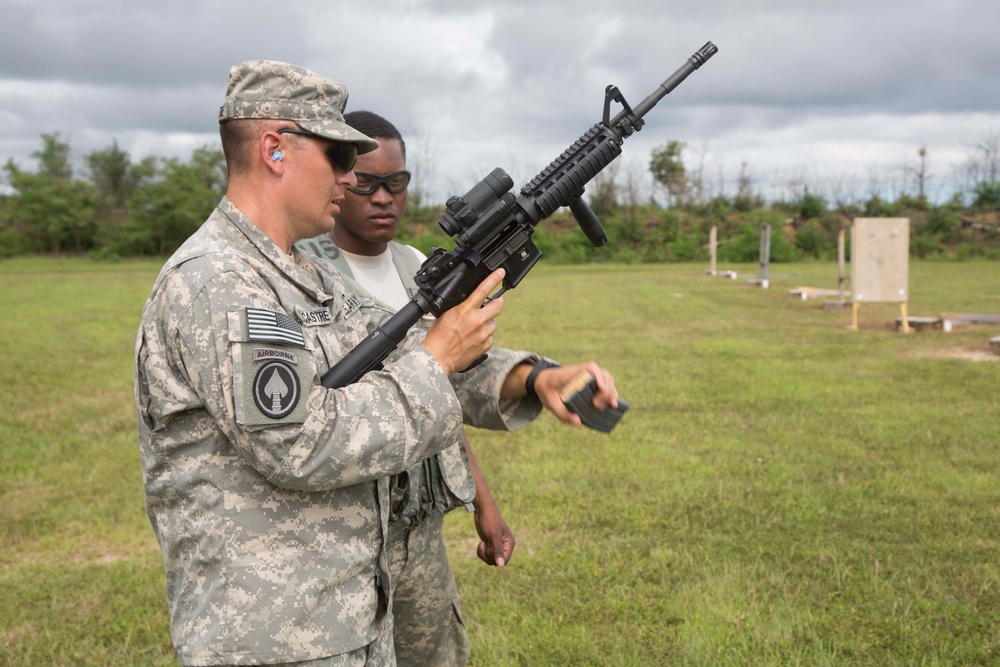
322;41;718;390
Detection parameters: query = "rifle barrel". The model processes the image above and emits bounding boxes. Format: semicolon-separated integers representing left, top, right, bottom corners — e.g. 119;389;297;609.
632;41;717;119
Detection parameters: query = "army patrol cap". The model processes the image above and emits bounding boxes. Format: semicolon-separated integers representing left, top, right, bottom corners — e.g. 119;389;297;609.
219;60;379;154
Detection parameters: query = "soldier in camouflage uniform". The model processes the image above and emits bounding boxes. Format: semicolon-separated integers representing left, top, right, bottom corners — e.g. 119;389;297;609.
134;61;620;667
298;110;517;667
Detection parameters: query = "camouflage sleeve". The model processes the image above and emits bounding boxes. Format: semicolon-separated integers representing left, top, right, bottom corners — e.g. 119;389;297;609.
395;330;543;432
452;347;543;431
152;266;464;493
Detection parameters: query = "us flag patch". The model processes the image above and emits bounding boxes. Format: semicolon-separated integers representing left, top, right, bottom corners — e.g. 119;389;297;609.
246;308;305;347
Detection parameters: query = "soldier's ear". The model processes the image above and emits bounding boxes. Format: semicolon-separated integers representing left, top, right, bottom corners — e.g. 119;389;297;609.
263;132;284;171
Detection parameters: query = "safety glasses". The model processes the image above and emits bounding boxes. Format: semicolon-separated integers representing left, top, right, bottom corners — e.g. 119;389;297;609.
347;170;412;195
277;128;358;172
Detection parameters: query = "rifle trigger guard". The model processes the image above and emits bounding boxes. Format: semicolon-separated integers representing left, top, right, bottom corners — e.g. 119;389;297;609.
483;285;508;305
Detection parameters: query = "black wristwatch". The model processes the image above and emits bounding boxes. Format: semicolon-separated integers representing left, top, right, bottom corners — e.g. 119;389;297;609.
525;358;561;397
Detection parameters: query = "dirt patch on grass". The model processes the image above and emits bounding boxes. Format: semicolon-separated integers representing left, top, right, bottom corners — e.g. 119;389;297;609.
2;535;160;569
913;348;1000;362
2;623;40;652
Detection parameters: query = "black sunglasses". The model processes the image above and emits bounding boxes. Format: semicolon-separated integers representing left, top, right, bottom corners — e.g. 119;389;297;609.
277;128;358;172
348;170;412;195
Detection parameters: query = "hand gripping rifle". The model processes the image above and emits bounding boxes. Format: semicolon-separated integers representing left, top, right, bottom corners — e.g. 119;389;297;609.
322;41;717;390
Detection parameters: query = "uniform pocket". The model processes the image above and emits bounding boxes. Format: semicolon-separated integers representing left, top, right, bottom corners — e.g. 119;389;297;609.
431;443;476;513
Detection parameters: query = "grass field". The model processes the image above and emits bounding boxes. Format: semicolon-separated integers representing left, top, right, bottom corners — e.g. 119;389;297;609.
1;257;998;666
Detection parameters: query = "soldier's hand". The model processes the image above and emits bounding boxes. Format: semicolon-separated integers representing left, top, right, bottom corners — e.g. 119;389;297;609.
421;269;505;375
475;502;515;567
533;362;619;427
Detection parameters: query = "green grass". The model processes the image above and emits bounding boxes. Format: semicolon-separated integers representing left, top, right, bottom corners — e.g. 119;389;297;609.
0;257;175;666
1;257;999;666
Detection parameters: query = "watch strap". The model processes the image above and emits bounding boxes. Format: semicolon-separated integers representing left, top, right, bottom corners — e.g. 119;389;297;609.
525;358;560;397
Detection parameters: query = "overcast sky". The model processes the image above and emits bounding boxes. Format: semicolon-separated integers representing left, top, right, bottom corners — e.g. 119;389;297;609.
1;0;998;204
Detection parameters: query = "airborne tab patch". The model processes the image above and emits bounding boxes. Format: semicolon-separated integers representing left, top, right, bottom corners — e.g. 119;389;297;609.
246;307;305;347
253;347;299;364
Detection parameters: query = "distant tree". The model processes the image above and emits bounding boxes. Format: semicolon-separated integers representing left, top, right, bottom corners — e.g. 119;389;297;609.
668;231;703;262
908;144;930;202
719;217;799;263
588;161;619;217
925;204;961;236
36;133;72;180
618;160;645;244
3;133;96;253
85;141;160;257
957;135;1000;206
972;180;1000;210
709;195;731;220
828;171;863;215
733;161;761;212
794;220;823;258
864;165;884;208
129;146;226;255
649;140;687;207
86;140;142;208
864;195;892;217
893;192;930;212
797;187;826;219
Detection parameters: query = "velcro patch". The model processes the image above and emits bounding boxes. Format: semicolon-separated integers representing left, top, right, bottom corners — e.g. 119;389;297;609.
296;307;333;327
341;293;362;316
230;308;314;427
246;308;305;347
253;347;299;364
252;360;300;419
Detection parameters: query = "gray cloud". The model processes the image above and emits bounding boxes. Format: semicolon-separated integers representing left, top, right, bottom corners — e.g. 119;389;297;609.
1;0;998;203
0;0;313;87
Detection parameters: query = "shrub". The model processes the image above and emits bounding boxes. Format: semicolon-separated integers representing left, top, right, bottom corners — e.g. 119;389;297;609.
718;222;800;263
797;188;826;219
911;233;944;259
0;227;30;257
668;231;704;262
972;180;1000;210
794;220;824;258
925;207;960;236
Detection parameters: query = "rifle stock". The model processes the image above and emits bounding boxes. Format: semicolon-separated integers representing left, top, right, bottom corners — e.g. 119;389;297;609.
322;41;718;389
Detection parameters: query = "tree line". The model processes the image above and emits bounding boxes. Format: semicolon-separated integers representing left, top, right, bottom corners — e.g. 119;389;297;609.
1;134;226;259
2;133;999;262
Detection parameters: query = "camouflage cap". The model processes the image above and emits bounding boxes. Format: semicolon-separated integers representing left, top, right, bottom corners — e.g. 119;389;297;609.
219;60;379;154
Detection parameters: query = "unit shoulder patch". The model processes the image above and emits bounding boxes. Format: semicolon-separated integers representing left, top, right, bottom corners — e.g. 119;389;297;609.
252;360;300;419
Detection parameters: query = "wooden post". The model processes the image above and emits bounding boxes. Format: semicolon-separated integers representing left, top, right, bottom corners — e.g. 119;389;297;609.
709;226;717;275
900;303;911;334
850;302;860;331
837;227;846;303
758;224;771;288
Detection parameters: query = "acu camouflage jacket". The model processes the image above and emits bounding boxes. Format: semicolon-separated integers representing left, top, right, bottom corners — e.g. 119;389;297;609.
134;197;539;665
295;235;479;517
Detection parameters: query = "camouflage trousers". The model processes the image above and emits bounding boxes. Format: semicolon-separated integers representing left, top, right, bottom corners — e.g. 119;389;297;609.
211;654;370;667
208;608;395;667
387;508;470;667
